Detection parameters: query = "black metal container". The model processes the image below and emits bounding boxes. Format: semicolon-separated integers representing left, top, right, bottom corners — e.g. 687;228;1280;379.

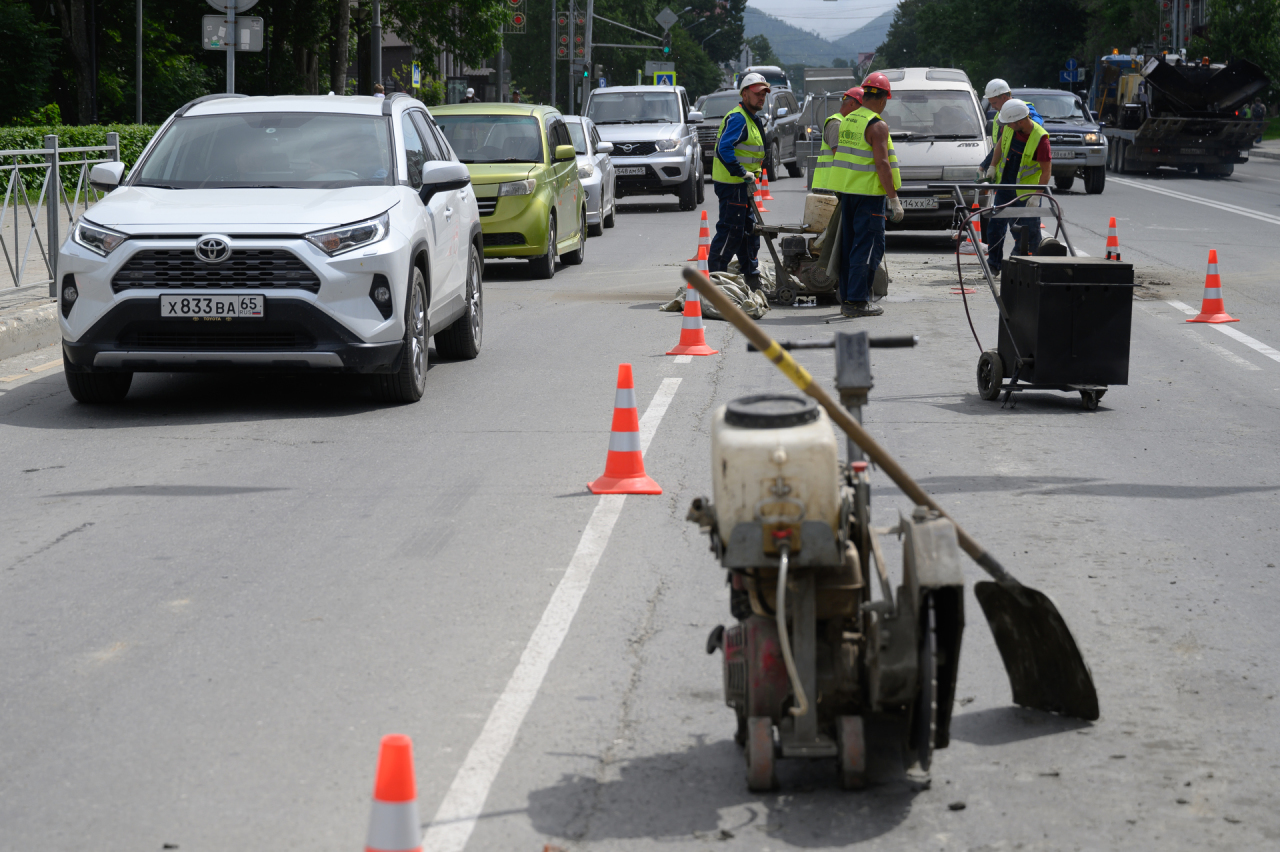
997;256;1136;386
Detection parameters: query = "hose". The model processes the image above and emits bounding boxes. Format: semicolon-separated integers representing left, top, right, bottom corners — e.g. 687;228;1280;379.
775;543;810;719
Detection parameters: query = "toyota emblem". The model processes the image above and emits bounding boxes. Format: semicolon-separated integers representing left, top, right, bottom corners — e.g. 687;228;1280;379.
195;235;231;264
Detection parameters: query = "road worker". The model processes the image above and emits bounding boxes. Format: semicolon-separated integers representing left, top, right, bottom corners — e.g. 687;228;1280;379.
984;98;1052;275
810;86;863;194
709;72;770;288
981;78;1043;181
826;72;901;318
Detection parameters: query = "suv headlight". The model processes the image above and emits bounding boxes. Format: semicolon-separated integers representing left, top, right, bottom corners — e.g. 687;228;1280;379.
1084;132;1100;144
305;212;389;256
497;179;536;196
654;138;680;152
73;218;128;256
942;166;981;180
578;163;594;179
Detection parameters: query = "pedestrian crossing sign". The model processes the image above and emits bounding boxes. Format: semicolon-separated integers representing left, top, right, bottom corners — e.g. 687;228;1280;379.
652;72;676;86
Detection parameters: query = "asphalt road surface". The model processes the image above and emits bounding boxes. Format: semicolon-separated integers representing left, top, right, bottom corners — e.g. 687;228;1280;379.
3;156;1280;851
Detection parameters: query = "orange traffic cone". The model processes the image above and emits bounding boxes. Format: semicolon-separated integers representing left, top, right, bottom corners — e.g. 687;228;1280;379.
588;364;662;495
365;735;421;852
1105;217;1121;261
761;176;776;201
1187;250;1238;323
667;267;718;356
753;179;769;213
687;209;710;262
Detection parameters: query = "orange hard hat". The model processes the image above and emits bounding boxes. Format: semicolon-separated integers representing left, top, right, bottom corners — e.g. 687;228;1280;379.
860;72;892;99
842;86;864;104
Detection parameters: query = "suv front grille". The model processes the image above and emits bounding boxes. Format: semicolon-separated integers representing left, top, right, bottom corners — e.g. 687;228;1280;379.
611;141;658;157
477;199;498;216
1049;133;1084;145
117;321;316;350
112;249;321;294
697;126;719;146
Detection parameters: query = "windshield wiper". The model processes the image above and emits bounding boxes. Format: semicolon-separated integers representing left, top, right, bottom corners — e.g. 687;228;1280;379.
219;185;291;189
917;134;980;140
595;119;635;124
134;182;184;189
890;131;917;139
633;119;674;123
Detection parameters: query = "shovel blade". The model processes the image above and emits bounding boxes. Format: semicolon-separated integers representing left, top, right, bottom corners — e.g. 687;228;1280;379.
974;581;1099;721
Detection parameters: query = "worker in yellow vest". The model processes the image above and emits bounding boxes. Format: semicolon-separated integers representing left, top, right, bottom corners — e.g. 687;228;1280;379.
985;98;1051;275
810;86;862;194
827;72;902;318
709;73;770;288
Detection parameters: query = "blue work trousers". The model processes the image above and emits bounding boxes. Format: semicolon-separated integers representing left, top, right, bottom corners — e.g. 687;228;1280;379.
709;182;759;274
985;191;1041;274
838;193;886;303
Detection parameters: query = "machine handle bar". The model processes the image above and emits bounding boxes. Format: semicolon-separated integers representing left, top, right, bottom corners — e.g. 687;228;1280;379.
747;335;918;352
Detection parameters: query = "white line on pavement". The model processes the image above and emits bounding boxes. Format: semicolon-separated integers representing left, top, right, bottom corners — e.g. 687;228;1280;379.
673;354;693;364
1112;177;1280;227
1166;300;1280;364
1187;328;1262;370
422;377;682;852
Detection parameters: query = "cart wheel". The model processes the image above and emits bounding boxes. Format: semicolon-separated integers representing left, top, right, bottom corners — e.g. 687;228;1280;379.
734;710;748;747
773;286;797;307
1080;390;1099;410
837;716;867;790
1095;389;1106;400
745;716;777;792
912;592;938;773
977;350;1003;401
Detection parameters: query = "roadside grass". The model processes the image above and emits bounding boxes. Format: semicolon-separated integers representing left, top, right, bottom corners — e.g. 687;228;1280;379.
1264;116;1280;141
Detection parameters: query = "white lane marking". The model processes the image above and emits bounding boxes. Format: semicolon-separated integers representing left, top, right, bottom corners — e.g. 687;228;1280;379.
673;354;693;363
423;377;681;852
1074;248;1090;257
1187;328;1261;370
1112;177;1280;227
1166;299;1280;365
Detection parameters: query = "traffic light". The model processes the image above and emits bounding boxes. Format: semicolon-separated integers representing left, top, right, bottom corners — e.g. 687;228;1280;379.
594;63;603;79
575;12;587;58
662;33;671;55
556;11;568;58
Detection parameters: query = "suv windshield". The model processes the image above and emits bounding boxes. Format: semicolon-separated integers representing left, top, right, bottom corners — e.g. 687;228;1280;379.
700;93;742;120
133;113;394;189
588;92;681;124
434;114;544;163
882;90;983;139
1019;93;1087;121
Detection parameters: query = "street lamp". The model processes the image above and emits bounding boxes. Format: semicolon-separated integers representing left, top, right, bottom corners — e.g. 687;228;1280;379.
700;27;722;46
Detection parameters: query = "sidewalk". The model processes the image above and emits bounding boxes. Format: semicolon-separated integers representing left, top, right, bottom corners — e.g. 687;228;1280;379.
0;284;58;361
1251;138;1280;161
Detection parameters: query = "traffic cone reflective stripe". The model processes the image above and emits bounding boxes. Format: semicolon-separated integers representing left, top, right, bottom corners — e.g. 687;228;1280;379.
1105;216;1121;261
366;735;421;852
761;176;776;200
588;364;662;494
688;210;710;261
1187;249;1238;323
753;181;770;213
667;277;718;356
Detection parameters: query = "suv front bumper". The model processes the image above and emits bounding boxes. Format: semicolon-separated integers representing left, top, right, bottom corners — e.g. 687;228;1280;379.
614;150;692;196
1050;144;1107;174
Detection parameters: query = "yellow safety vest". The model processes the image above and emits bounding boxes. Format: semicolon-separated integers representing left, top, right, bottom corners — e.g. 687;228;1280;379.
827;106;901;196
711;105;765;184
810;113;843;192
996;120;1049;198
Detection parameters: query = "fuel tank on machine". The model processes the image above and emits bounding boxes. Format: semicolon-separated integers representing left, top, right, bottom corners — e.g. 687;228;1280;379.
710;394;841;538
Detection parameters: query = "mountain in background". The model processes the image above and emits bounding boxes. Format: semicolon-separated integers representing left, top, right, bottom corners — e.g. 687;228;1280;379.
743;5;897;67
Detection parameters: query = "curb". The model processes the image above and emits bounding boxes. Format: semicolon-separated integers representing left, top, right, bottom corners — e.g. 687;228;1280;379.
1251;149;1280;161
0;301;60;361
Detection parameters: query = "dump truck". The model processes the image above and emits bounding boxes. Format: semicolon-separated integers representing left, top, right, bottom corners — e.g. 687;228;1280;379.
1086;52;1269;176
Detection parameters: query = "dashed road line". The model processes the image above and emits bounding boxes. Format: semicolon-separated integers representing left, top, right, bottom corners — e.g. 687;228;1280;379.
1166;300;1280;365
1187;328;1262;370
0;358;63;383
422;377;681;852
1112;177;1280;227
673;354;693;363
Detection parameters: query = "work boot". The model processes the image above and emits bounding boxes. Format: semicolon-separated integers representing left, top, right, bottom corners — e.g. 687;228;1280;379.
842;301;884;318
743;271;762;291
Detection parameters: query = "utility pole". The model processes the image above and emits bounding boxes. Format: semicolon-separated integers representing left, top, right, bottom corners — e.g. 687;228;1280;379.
567;1;575;114
227;3;236;93
135;0;142;122
583;0;594;111
371;0;382;92
550;4;557;111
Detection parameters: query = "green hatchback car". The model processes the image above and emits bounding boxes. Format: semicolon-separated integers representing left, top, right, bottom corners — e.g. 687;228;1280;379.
433;103;587;280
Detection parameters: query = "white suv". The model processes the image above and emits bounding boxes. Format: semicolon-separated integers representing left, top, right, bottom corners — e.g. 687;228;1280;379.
59;92;483;404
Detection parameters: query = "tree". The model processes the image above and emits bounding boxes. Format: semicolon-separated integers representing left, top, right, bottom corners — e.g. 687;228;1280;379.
832;58;849;68
50;0;94;123
745;34;778;66
383;0;506;77
1191;0;1280;102
0;1;59;123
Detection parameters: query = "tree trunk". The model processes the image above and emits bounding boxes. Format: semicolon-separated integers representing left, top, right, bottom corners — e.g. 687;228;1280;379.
332;0;351;95
51;0;93;124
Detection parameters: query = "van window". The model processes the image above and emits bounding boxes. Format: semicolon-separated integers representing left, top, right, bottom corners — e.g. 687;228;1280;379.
881;90;984;139
925;69;970;83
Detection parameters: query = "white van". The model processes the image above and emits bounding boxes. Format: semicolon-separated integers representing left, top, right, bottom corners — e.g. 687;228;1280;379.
876;67;990;230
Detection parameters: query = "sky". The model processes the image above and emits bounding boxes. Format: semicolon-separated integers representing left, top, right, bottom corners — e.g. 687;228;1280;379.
746;0;899;42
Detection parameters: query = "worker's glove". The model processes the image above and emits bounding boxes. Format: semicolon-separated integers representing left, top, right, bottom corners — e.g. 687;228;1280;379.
743;171;757;185
887;197;905;223
984;164;997;182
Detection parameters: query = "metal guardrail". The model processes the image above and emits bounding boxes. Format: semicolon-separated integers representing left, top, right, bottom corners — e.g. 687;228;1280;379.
0;133;119;295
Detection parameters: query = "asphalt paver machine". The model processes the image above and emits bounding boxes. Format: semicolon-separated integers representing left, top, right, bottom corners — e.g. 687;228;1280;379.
684;269;1101;791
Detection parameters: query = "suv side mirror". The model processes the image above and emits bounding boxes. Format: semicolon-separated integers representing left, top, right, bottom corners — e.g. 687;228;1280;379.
417;160;470;205
776;107;788;118
554;144;576;161
687;111;704;124
596;141;614;154
90;161;126;193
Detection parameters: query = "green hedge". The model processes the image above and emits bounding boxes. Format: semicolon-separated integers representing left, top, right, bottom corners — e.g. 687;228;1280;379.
0;124;159;168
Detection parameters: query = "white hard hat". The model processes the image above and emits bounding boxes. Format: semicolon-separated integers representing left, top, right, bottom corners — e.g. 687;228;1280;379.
998;98;1030;123
984;78;1012;99
466;88;474;96
739;72;770;93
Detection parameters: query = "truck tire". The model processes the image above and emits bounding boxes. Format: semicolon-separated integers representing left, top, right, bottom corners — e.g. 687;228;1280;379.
1054;174;1076;192
1084;165;1105;194
766;141;779;182
678;171;698;210
1201;163;1234;177
785;158;803;178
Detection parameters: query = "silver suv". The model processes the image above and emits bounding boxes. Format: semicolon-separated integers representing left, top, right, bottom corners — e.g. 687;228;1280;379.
583;85;704;210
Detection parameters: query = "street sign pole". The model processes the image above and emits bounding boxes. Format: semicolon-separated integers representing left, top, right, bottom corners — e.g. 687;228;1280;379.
550;5;557;110
567;0;575;114
372;0;382;93
227;5;236;93
136;0;142;121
